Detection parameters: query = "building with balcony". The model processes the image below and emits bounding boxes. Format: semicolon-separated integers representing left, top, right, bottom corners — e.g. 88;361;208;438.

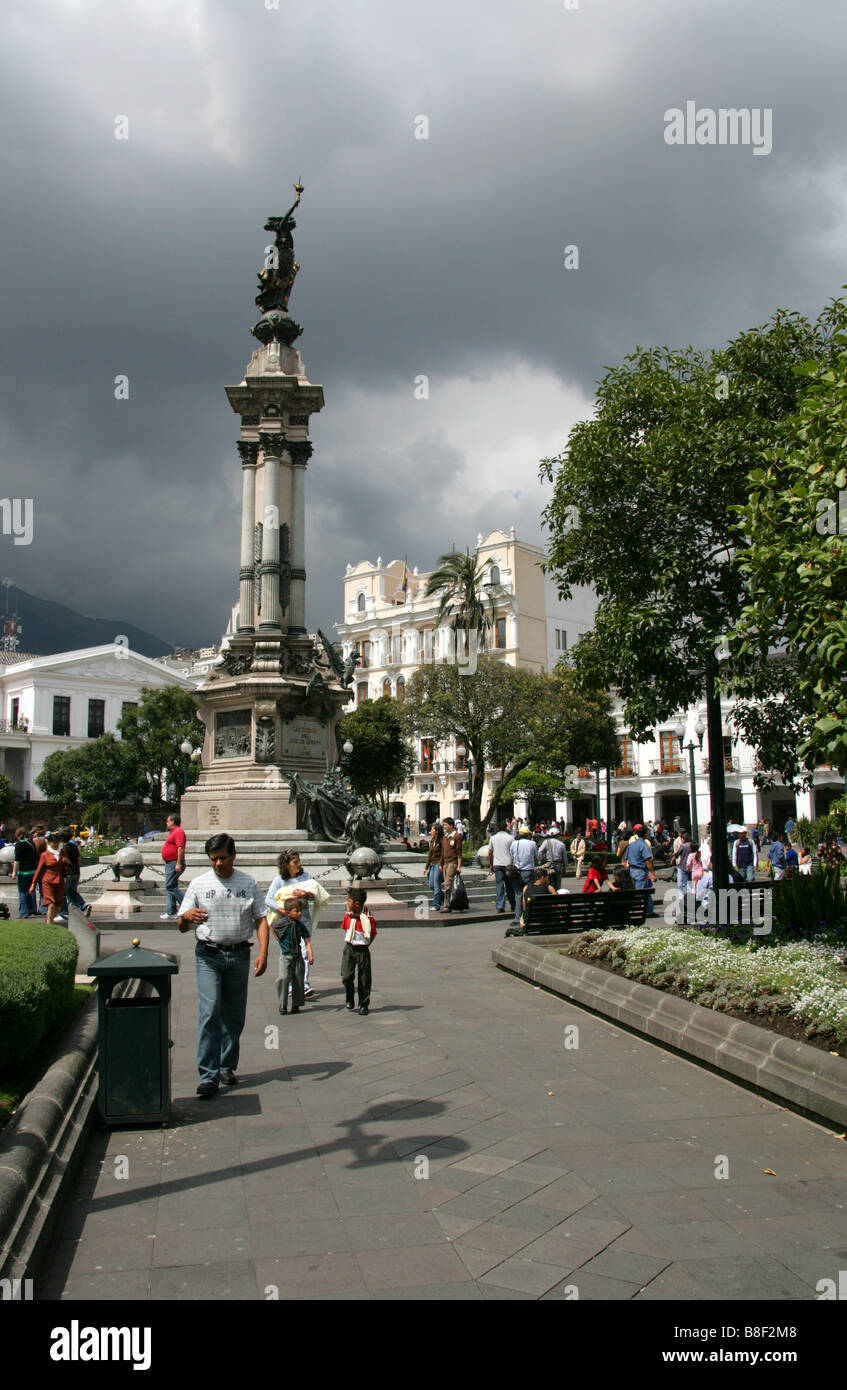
591;708;846;839
335;528;597;828
0;646;199;803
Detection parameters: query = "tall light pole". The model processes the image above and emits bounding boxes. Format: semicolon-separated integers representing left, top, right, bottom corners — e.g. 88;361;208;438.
457;743;474;834
674;715;706;840
181;740;202;793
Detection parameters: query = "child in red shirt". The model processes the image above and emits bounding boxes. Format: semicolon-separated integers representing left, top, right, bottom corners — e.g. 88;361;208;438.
340;887;377;1016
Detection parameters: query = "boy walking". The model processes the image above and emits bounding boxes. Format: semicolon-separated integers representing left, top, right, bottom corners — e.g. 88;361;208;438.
273;896;314;1015
341;887;377;1015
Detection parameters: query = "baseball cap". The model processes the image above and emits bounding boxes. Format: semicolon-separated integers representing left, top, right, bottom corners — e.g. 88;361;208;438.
633;822;644;831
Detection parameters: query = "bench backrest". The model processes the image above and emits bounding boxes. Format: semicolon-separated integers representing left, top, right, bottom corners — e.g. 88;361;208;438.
522;889;651;934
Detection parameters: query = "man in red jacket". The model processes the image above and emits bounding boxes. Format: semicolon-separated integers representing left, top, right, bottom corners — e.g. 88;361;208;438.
161;813;187;919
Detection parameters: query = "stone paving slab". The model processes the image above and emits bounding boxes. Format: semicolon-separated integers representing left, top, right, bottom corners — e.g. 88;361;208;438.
36;922;847;1302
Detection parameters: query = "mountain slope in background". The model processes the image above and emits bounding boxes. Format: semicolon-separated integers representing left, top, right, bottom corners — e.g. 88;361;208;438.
1;586;173;658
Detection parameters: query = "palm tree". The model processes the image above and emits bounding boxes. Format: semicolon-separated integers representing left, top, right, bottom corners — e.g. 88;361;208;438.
424;548;497;652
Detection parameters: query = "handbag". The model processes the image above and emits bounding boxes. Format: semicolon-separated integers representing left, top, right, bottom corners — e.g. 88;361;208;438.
448;872;469;911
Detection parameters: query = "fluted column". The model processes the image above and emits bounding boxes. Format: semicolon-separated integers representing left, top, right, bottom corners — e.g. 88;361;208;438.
288;440;312;635
236;441;259;631
258;432;282;630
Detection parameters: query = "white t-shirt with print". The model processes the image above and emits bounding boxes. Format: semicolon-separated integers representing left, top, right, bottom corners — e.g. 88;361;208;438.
180;868;266;945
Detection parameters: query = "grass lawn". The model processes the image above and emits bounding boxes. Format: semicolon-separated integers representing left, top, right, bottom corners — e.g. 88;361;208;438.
0;983;95;1133
558;926;847;1050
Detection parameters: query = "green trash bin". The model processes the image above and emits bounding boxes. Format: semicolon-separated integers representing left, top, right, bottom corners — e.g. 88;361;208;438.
89;937;179;1126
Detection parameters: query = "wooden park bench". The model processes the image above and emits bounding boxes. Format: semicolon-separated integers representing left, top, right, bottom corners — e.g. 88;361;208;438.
505;889;653;937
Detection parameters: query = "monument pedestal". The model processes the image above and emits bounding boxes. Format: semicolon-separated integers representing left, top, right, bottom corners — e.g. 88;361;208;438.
94;877;154;915
338;875;406;910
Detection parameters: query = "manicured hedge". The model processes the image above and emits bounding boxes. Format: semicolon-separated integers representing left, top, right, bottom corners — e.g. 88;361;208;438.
0;924;79;1069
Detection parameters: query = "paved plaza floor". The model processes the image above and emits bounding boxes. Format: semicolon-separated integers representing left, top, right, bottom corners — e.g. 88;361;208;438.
41;922;847;1302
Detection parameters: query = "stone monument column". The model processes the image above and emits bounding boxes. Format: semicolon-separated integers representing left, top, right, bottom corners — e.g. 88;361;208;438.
258;432;282;630
236;440;259;632
180;186;351;836
288;440;312;635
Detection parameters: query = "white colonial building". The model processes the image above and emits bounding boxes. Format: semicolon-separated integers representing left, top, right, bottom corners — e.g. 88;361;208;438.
0;647;200;802
335;528;598;829
334;530;844;839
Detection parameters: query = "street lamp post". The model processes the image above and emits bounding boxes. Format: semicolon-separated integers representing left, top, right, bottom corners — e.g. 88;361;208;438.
456;743;474;834
180;739;193;793
181;740;202;792
674;715;706;842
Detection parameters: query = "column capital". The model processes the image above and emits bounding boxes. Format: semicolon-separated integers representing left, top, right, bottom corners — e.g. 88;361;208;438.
287;440;313;467
237;440;260;466
258;430;287;457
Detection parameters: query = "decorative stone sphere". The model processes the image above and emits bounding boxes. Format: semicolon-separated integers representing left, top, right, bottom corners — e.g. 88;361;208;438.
476;845;490;869
345;846;382;880
112;845;144;880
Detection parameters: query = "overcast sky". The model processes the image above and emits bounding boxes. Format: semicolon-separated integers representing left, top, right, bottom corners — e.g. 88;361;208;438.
1;0;845;647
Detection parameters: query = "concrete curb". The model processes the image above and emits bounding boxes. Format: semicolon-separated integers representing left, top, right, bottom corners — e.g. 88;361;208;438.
493;936;847;1129
0;977;143;1289
0;990;100;1287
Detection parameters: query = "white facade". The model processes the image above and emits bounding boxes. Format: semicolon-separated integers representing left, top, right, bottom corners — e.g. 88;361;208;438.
0;646;200;800
334;529;598;830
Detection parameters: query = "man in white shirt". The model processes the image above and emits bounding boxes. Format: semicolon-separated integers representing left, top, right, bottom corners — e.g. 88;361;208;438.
509;830;538;923
488;825;516;914
179;834;269;1098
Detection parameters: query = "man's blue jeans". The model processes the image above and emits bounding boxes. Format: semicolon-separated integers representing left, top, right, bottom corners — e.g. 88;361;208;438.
195;942;251;1084
17;873;36;917
494;865;516;912
164;861;184;916
631;868;654;916
428;864;443;912
513;869;534;922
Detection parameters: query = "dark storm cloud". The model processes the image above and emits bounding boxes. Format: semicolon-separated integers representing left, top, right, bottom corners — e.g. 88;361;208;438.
1;0;846;645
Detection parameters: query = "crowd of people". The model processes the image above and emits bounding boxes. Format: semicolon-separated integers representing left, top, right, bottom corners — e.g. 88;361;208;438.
7;824;92;922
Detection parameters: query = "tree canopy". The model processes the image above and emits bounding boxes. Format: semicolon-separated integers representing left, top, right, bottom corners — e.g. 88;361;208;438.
730;336;847;772
401;656;617;840
423;547;498;653
541;300;847;780
36;734;138;806
117;686;204;805
337;696;416;814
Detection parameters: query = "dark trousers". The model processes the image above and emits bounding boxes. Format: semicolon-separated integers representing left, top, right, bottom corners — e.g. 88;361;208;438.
341;944;372;1008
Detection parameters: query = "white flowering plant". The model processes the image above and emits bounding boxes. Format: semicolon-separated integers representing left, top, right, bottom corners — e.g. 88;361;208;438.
560;926;847;1043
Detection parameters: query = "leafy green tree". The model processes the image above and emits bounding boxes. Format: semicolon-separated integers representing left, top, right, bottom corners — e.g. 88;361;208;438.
337;697;415;815
117;686;204;805
36;735;137;806
423;548;498;653
401;657;617;841
541;302;847;761
0;772;14;821
730;339;847;772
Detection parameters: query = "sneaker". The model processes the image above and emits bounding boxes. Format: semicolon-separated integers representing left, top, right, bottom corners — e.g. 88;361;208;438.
219;1070;238;1087
54;915;67;922
345;1002;355;1011
303;987;315;998
196;1081;219;1099
358;1006;369;1016
279;1004;288;1015
160;913;175;920
83;905;92;918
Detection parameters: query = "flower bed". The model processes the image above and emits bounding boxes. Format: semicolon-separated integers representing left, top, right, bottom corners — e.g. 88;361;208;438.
558;926;847;1046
